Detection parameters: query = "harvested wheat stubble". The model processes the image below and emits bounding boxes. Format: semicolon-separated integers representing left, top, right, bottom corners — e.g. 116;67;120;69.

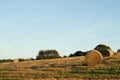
102;56;120;69
85;50;103;66
101;49;114;57
113;52;120;58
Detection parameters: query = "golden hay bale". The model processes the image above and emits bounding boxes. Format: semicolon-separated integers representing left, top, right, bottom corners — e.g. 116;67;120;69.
85;50;103;66
100;49;114;57
13;59;19;63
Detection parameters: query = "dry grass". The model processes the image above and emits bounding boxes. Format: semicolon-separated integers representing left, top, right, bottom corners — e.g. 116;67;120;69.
0;56;120;80
0;57;86;71
114;52;120;58
102;56;120;69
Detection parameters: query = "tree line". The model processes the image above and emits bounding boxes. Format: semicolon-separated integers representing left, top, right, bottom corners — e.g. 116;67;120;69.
36;44;120;60
0;44;120;63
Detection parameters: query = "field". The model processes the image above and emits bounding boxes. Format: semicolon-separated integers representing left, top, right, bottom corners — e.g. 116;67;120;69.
0;56;120;80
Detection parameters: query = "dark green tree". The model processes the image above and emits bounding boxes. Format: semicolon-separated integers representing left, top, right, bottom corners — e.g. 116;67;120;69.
94;44;111;52
36;50;61;60
117;49;120;53
94;44;112;57
36;50;45;60
69;54;74;57
69;51;85;57
84;51;89;56
0;59;13;63
63;55;67;58
74;51;84;56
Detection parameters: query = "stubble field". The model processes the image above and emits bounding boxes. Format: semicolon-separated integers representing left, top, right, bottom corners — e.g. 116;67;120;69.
0;56;120;80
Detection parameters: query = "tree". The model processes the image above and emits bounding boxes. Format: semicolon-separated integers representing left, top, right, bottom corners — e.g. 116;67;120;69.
69;54;74;57
74;51;84;56
94;44;112;57
94;44;111;52
63;55;67;58
30;57;35;60
84;51;89;56
69;51;85;57
36;50;45;60
45;50;60;58
36;50;61;60
117;49;120;53
0;59;13;63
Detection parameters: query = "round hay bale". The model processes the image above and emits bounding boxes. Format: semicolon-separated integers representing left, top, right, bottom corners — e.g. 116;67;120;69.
100;49;114;57
85;50;103;66
13;59;19;63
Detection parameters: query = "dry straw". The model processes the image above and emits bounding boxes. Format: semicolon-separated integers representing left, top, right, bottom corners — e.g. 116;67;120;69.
85;50;103;66
113;52;120;58
101;49;114;57
13;59;19;63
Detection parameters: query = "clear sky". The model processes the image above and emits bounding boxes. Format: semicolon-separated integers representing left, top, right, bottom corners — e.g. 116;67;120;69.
0;0;120;59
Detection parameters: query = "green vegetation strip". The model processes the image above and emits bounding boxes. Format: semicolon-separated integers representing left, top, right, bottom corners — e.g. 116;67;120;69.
70;70;120;74
0;70;120;79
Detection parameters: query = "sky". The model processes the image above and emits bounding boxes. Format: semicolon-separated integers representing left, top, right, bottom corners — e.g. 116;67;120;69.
0;0;120;59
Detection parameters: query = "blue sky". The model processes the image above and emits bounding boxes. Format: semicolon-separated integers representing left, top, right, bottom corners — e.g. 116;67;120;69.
0;0;120;59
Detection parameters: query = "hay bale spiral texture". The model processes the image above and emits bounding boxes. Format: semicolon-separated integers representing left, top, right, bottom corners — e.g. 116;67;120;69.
85;50;103;66
101;49;114;57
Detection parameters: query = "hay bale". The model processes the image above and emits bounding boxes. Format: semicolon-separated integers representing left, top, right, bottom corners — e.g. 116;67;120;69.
100;49;114;57
85;50;103;66
13;59;19;63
